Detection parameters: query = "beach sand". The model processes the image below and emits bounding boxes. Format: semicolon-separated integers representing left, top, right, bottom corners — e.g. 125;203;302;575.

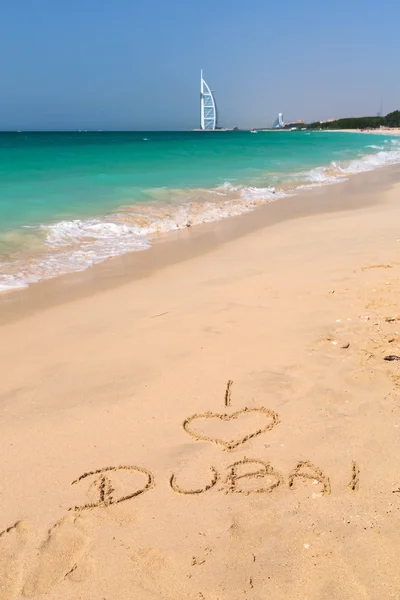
1;167;400;599
336;128;400;136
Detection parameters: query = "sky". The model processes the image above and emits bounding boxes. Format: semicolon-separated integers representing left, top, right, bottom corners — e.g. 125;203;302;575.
0;0;399;130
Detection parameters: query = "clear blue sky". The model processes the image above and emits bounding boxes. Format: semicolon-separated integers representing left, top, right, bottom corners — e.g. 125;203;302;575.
0;0;399;130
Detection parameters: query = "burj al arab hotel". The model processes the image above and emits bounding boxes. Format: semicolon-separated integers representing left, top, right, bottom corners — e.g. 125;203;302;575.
200;70;217;130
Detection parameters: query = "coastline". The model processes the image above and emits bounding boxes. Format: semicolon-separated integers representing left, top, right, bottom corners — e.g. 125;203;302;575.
1;130;400;295
332;128;400;136
1;163;399;323
1;167;400;598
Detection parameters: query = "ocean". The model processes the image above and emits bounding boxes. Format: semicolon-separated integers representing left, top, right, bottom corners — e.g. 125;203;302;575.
1;130;400;292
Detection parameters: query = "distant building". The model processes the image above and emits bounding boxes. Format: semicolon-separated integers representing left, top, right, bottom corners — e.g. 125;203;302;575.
272;114;305;129
200;70;217;130
284;119;305;128
272;113;285;128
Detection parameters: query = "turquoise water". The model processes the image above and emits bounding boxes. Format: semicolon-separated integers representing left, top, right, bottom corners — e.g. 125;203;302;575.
1;130;399;290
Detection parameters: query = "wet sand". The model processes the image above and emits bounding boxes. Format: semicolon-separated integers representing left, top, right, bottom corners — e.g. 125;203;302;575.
1;166;400;599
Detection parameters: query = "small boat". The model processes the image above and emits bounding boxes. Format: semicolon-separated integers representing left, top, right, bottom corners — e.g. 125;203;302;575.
250;129;258;133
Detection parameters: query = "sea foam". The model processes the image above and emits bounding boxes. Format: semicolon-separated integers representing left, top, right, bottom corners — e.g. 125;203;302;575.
1;139;400;292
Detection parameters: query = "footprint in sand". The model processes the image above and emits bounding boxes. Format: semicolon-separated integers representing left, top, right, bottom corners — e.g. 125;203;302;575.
0;521;32;600
23;514;91;597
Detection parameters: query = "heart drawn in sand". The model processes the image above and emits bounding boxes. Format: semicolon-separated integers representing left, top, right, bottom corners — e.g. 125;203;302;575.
183;407;280;451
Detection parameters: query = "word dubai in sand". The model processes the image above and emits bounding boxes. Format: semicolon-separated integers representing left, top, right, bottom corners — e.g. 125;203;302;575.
1;381;368;598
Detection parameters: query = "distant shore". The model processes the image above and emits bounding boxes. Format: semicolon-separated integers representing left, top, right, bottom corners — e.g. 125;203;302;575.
325;127;400;136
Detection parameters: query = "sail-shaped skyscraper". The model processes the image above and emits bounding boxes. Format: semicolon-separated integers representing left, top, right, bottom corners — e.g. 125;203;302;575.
200;70;217;130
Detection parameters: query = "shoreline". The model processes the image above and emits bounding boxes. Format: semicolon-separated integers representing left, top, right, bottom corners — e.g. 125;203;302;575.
329;128;400;136
1;163;400;323
1;130;400;297
1;165;400;598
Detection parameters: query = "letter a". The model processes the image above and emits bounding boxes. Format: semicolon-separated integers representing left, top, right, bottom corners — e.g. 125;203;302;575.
288;461;331;495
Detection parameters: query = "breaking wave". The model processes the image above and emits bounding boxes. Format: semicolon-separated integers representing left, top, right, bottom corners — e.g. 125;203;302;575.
1;139;400;292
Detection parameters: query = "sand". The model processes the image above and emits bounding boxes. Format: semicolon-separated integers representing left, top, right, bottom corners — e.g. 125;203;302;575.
1;167;400;599
335;128;400;136
364;128;400;135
